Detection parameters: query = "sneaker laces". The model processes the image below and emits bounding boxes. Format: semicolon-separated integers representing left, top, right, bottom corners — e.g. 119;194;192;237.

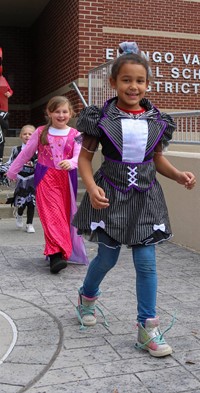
135;313;176;350
76;302;109;330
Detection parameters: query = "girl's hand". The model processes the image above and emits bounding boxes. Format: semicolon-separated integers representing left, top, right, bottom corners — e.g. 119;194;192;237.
4;173;15;184
176;171;196;189
88;186;109;209
26;161;34;167
58;160;71;170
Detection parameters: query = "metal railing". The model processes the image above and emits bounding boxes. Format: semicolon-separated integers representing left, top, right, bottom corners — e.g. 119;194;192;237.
169;111;200;144
72;69;200;144
88;60;114;107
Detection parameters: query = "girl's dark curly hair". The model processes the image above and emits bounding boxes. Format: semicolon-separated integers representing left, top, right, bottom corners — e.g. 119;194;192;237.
111;53;151;81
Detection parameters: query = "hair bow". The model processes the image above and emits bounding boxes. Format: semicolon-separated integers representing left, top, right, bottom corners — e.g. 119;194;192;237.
119;41;139;55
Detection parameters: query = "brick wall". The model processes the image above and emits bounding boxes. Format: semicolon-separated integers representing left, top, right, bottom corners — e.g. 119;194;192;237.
73;0;200;111
78;0;104;73
0;0;200;129
101;0;200;110
30;0;80;123
103;0;199;33
31;0;79;99
103;35;200;109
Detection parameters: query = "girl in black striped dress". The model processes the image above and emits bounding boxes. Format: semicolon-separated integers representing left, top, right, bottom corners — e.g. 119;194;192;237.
73;44;196;357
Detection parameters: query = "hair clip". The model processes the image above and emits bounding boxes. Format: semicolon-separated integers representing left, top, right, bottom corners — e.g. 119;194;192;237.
119;41;139;55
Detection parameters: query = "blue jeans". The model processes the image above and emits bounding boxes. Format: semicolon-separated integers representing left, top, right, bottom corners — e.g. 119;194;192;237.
81;229;157;325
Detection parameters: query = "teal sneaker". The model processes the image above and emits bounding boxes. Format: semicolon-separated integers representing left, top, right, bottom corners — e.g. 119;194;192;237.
76;289;108;330
76;290;98;328
136;316;173;357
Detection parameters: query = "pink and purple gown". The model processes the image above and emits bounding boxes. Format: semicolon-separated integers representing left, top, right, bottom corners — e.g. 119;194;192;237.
7;125;88;265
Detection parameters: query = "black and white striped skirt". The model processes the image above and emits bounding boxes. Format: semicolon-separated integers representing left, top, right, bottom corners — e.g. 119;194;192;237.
73;165;172;246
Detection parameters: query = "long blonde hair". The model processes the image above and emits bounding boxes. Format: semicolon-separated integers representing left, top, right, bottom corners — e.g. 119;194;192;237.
40;96;75;145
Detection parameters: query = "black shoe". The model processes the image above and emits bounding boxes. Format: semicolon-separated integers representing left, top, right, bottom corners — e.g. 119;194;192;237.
49;253;68;274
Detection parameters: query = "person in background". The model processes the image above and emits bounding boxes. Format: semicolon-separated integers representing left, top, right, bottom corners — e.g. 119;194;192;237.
73;43;196;357
7;96;88;273
0;47;13;164
3;124;37;233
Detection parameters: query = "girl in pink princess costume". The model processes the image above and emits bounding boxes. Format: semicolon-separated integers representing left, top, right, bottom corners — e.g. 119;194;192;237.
7;96;88;273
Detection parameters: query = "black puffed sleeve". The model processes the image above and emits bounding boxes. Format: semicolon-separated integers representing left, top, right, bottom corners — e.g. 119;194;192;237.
76;106;103;152
160;113;176;149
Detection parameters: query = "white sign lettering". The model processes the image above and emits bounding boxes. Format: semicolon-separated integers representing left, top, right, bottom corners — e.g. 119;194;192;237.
105;48;200;94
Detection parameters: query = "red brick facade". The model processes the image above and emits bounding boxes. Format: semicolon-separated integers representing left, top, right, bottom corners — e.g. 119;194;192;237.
0;0;200;129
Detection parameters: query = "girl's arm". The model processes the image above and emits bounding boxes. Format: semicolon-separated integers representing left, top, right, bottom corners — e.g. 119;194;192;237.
154;150;196;189
59;140;81;170
68;141;81;169
78;148;109;209
6;131;39;180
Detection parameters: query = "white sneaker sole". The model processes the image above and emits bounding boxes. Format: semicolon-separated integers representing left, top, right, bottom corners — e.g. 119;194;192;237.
136;342;173;357
82;317;97;326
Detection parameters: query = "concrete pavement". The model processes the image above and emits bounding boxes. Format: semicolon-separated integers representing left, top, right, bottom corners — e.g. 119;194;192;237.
0;217;200;392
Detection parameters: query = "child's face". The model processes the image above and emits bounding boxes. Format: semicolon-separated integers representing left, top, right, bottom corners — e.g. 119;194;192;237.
110;62;149;111
20;127;35;144
47;103;71;129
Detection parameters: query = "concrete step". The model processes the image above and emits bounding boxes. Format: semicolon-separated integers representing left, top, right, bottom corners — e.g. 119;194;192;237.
0;204;14;219
77;188;85;202
0;184;84;218
5;137;21;146
0;199;82;219
77;176;85;190
0;193;84;219
0;204;40;219
2;137;21;164
0;183;37;219
3;146;15;157
0;189;13;204
0;187;85;204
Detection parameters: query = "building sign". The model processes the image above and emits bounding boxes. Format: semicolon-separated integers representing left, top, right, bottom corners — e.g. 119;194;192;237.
106;49;200;94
